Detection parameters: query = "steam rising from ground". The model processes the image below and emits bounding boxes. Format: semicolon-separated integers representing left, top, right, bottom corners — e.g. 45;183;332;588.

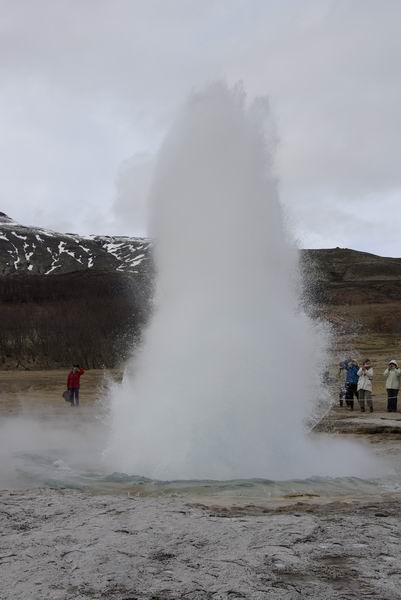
106;82;374;480
0;411;105;488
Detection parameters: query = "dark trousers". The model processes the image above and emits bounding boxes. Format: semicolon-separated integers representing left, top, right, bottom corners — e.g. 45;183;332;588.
387;389;398;412
345;383;358;409
68;387;80;406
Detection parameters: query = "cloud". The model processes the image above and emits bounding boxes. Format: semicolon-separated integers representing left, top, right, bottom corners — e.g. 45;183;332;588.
0;0;400;254
111;153;154;237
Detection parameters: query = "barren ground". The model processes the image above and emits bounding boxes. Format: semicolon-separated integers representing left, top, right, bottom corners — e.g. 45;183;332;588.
2;367;401;599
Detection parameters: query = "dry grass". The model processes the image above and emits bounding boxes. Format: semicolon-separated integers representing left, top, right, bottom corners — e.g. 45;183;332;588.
334;332;401;397
1;332;401;417
0;369;122;415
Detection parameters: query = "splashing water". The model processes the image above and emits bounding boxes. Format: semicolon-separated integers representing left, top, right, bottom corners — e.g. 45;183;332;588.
105;82;376;481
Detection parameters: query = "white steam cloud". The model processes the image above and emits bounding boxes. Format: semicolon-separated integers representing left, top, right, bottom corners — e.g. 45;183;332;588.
105;82;376;480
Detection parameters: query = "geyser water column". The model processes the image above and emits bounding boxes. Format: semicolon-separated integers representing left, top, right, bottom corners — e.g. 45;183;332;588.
106;82;356;480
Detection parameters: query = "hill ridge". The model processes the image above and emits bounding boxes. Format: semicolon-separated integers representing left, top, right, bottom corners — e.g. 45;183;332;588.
0;216;151;276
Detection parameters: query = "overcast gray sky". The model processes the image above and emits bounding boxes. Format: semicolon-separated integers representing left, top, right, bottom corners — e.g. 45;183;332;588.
1;0;400;256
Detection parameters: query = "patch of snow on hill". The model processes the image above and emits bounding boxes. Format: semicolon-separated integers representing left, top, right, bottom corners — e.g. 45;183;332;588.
0;215;151;275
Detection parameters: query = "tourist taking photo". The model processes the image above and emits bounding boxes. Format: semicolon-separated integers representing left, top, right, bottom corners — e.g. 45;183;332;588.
384;360;401;412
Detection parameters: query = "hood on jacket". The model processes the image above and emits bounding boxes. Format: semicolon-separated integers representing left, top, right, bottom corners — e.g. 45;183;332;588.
389;360;398;367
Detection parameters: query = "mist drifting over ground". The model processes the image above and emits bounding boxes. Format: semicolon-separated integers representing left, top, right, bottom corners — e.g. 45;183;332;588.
106;82;374;481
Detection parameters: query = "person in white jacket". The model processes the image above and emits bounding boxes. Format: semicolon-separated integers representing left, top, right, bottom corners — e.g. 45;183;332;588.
384;360;401;412
357;359;374;412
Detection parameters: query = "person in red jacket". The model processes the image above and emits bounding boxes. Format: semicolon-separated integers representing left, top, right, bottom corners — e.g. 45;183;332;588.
67;364;85;407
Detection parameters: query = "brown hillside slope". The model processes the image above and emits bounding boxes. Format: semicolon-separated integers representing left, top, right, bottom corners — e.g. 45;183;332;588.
1;247;400;369
302;248;401;335
0;270;152;369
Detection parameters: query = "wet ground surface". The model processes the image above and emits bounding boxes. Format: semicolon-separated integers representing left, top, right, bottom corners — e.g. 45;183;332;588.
2;371;401;598
2;489;401;599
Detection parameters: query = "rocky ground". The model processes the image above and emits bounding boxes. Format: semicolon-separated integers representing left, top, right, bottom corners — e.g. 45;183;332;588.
2;488;401;600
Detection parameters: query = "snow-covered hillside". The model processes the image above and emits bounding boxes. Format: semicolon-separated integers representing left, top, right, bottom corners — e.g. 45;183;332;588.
0;212;151;275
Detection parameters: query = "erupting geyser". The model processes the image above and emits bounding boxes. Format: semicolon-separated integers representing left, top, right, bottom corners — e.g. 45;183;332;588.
106;82;373;480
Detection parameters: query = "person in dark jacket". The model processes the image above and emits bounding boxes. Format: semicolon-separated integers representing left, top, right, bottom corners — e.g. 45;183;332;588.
67;365;85;407
339;358;359;411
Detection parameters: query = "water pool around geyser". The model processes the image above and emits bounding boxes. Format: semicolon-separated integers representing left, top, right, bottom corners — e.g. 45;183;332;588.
2;410;400;505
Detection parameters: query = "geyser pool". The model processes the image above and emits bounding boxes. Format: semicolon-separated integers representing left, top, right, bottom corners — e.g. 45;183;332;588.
105;82;377;480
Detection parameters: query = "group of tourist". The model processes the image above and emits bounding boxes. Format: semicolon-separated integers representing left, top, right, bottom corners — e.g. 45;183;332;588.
339;358;401;413
63;359;401;413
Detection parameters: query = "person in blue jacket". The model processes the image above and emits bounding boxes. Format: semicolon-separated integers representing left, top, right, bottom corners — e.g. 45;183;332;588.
339;358;359;411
